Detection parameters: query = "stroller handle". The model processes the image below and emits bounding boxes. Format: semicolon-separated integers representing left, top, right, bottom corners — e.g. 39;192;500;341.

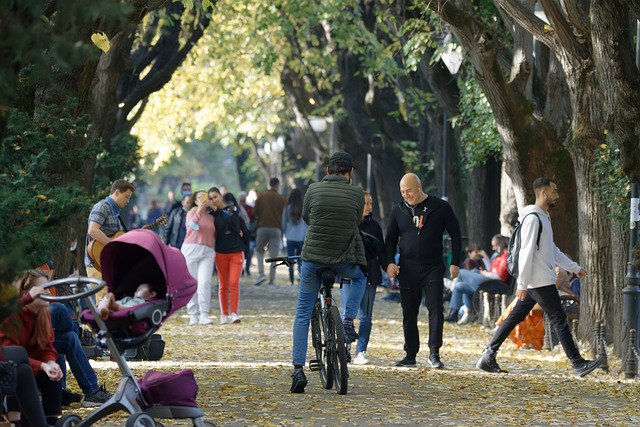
39;276;106;303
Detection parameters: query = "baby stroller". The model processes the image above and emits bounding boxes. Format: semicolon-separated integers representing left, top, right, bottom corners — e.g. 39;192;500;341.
41;229;215;427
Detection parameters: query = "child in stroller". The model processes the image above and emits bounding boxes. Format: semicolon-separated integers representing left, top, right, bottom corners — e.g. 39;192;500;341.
97;283;157;320
40;229;215;427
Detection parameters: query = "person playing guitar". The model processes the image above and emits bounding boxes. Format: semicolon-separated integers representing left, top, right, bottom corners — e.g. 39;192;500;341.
84;180;136;286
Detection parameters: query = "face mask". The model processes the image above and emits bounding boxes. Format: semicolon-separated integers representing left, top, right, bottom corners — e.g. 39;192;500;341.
182;190;192;197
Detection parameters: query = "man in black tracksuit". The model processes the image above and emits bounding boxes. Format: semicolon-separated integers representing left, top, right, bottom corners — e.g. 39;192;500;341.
385;173;462;368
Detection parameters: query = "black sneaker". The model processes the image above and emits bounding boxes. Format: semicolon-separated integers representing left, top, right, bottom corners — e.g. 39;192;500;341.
290;368;308;393
343;324;359;343
82;385;112;407
394;356;417;367
476;348;507;373
61;388;83;407
573;358;603;377
444;309;458;323
428;353;444;369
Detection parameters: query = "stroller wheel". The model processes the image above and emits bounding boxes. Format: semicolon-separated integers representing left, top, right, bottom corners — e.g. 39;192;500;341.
56;414;82;427
126;412;155;427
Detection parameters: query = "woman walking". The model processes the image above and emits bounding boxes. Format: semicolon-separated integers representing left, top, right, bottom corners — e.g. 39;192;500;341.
282;188;307;287
213;189;250;324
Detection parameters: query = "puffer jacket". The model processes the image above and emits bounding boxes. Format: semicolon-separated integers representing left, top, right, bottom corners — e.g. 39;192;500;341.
301;174;366;267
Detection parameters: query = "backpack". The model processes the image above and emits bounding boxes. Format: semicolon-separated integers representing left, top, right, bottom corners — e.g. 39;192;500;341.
507;212;543;279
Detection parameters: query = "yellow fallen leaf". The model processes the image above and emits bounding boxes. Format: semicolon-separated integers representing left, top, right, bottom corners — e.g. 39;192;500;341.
36;194;47;200
91;32;110;53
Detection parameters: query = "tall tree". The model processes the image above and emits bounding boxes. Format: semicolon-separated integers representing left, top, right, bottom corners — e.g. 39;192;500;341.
420;0;640;354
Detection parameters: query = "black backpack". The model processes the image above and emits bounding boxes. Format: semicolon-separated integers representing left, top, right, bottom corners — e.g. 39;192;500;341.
507;212;543;279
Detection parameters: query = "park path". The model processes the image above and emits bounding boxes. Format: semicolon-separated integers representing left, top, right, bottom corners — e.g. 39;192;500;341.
69;267;639;426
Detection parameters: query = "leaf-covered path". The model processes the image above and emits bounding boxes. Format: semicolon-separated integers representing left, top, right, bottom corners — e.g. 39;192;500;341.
71;269;639;426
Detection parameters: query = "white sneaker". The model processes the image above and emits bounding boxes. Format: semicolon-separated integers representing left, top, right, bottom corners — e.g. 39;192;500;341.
220;315;229;324
230;313;241;324
457;307;471;325
199;315;214;325
189;316;198;326
353;352;369;365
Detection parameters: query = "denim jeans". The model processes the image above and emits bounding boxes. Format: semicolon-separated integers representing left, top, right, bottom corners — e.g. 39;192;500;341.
286;240;304;284
354;283;377;354
50;303;100;397
292;261;366;366
450;269;500;311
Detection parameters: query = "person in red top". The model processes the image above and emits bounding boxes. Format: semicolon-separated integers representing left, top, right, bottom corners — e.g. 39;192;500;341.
0;269;63;425
445;235;510;324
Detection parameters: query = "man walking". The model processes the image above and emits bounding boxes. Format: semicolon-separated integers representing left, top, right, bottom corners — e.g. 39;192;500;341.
253;177;286;287
476;177;602;377
385;173;462;369
290;151;367;393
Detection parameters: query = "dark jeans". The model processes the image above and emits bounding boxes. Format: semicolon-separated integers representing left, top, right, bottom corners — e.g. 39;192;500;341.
489;284;582;364
50;302;100;397
286;240;303;284
398;260;446;357
1;346;49;427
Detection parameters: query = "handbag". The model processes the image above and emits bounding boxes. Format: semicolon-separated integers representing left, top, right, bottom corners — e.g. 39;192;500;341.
0;360;17;395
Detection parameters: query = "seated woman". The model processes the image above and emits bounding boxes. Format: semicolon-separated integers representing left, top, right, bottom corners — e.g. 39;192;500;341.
0;345;49;427
0;269;63;426
97;283;157;320
445;235;510;324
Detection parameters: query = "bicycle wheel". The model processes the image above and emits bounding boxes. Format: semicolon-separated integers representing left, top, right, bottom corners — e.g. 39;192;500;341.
311;300;333;389
329;305;349;395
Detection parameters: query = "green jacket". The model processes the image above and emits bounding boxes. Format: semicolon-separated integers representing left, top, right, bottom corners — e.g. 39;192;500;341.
301;174;367;267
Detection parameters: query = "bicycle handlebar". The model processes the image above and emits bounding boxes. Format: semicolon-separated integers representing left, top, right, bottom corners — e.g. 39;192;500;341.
265;255;300;267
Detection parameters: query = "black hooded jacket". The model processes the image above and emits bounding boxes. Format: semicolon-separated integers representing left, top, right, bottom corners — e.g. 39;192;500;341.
384;195;462;268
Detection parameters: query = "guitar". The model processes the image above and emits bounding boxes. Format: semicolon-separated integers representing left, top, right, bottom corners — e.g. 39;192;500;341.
88;215;167;272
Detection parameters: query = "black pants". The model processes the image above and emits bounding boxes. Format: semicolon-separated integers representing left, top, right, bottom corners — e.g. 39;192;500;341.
398;261;445;357
1;346;49;427
489;284;582;364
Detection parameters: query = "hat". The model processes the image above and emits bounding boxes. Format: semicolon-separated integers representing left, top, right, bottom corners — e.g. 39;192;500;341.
328;151;354;169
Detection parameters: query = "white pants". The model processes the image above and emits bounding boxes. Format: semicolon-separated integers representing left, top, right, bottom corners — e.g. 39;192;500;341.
182;243;215;317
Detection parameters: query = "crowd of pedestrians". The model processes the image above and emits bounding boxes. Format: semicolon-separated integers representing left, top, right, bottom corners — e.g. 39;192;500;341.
0;158;604;424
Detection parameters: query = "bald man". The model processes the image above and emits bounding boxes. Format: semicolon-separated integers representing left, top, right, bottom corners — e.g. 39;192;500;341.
385;173;462;368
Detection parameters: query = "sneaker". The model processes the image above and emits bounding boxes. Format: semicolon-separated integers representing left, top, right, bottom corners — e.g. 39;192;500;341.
457;308;471;325
290;368;307;393
267;282;276;288
476;348;507;373
199;315;214;325
353;352;369;365
428;353;445;369
254;275;267;286
220;315;229;324
189;315;198;326
394;356;417;367
82;385;111;407
573;358;603;377
343;324;359;342
230;313;241;324
444;308;459;323
61;388;83;407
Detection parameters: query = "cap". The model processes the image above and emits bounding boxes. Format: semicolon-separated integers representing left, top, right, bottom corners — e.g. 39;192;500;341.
328;151;354;169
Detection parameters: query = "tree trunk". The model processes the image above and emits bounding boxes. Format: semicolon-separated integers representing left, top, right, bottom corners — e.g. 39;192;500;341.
466;157;502;251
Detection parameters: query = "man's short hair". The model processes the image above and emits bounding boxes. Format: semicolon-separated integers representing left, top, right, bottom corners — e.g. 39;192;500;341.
110;179;135;195
533;177;555;193
269;178;280;188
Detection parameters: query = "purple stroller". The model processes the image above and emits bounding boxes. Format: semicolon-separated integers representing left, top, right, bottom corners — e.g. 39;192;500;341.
41;229;215;427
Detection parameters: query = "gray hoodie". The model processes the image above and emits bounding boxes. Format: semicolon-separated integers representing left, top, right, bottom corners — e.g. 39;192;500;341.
516;205;581;291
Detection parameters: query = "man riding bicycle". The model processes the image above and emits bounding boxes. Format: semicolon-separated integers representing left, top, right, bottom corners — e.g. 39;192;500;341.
291;151;367;394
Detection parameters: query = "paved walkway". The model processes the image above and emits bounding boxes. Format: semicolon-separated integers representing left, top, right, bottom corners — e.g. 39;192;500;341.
68;267;639;426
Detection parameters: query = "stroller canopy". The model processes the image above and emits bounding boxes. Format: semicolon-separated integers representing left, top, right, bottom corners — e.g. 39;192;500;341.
101;229;196;317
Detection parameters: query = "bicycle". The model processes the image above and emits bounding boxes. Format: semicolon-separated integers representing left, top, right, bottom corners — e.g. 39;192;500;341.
266;255;350;395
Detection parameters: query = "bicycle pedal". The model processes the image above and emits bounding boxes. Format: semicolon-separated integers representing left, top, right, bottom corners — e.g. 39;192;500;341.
308;359;321;371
